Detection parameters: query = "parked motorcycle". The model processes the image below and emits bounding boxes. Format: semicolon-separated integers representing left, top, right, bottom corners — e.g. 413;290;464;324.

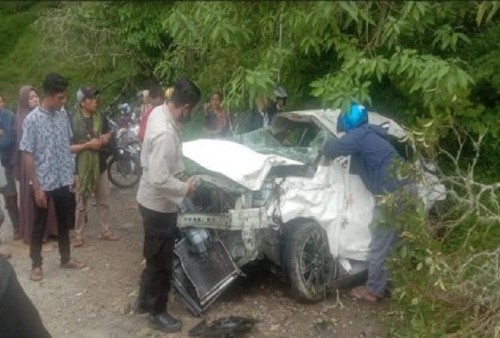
104;111;141;188
116;103;140;146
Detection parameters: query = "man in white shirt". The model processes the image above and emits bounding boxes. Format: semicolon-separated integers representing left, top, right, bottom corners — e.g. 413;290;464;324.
134;78;201;333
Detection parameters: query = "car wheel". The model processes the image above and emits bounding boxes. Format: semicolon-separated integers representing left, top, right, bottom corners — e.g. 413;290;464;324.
282;220;330;302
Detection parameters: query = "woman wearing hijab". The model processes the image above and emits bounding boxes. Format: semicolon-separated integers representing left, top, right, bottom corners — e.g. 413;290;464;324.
14;85;58;244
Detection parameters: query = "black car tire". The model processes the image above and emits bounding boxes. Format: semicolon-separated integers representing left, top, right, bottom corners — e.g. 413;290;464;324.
107;154;141;188
282;220;331;302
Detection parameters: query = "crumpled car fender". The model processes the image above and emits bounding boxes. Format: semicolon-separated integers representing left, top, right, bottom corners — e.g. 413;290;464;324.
271;158;375;262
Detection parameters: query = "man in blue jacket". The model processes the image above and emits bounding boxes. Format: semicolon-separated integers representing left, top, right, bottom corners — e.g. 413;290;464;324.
323;103;417;302
0;101;19;246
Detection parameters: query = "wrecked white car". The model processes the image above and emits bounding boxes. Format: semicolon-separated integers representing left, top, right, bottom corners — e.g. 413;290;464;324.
172;109;445;315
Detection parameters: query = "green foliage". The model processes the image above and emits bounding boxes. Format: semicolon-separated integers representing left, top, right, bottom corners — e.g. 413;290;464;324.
1;2;500;335
156;1;286;109
0;2;39;53
108;1;173;80
388;216;500;337
386;119;500;337
0;2;57;102
0;2;133;110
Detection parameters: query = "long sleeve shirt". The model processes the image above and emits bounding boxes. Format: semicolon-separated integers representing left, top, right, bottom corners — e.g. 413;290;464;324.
0;109;16;167
323;124;407;195
136;104;188;216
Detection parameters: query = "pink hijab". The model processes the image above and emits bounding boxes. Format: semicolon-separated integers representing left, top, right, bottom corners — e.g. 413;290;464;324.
17;85;38;117
12;85;38;177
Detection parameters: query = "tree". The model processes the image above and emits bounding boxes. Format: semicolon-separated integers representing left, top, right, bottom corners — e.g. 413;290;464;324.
2;2;500;334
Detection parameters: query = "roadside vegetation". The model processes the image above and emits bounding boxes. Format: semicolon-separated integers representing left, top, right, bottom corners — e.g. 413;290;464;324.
1;1;499;336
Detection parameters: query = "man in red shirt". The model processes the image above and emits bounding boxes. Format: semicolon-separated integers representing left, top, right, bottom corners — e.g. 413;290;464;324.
138;84;166;144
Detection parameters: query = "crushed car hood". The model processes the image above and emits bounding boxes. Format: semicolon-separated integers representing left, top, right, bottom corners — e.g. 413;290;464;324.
183;139;302;191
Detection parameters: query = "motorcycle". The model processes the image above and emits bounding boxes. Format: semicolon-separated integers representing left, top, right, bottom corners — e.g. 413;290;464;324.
116;103;140;147
104;110;141;189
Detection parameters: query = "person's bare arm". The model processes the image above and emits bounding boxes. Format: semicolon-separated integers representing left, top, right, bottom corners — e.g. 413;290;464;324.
70;139;102;154
99;132;112;146
22;151;46;208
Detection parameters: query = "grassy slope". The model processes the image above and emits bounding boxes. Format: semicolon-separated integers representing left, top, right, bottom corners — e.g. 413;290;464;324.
0;1;135;111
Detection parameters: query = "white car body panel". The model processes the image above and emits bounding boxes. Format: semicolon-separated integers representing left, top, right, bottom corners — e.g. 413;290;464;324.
183;139;302;191
273;159;375;261
183;139;376;262
182;109;445;264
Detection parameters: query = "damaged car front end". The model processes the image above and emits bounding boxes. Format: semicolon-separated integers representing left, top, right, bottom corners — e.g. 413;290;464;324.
173;109;446;316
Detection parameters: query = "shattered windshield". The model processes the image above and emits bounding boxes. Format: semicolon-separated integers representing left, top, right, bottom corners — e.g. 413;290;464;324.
237;120;332;165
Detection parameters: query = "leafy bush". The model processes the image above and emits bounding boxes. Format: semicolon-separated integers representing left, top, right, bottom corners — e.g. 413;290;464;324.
1;2;499;335
386;123;500;337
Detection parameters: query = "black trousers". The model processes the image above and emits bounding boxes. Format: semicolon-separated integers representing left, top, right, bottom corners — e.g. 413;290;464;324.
0;257;51;338
30;185;75;268
137;204;177;315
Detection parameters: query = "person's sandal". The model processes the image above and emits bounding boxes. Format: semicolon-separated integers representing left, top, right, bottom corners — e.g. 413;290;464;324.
349;286;379;303
73;237;85;248
99;232;119;241
61;259;86;269
30;267;43;281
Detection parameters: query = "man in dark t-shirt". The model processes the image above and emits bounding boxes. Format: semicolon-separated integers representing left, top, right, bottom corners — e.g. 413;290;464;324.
69;87;118;247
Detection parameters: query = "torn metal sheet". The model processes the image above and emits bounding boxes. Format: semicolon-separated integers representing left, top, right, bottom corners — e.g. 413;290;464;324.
173;238;240;315
183;139;302;191
175;109;446;310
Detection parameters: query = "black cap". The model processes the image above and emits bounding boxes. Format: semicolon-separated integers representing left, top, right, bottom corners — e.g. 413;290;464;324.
76;86;100;102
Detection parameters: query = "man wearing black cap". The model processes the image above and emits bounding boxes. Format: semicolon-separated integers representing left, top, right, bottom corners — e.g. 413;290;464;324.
70;86;118;248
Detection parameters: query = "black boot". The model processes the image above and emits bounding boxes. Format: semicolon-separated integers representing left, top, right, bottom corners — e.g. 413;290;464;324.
149;312;182;333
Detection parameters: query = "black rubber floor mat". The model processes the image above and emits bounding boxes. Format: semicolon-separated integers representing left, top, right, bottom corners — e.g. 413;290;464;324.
189;316;259;337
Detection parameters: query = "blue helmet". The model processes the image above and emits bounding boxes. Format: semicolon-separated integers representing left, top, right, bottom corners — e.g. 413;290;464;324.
337;102;368;133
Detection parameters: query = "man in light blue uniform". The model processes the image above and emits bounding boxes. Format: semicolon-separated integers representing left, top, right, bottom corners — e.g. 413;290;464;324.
20;73;85;282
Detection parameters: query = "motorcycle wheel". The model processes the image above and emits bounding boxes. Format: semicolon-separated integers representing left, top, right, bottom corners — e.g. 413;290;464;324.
107;154;141;188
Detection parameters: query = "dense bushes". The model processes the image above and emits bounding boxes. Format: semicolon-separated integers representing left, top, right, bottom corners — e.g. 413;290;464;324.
1;1;499;336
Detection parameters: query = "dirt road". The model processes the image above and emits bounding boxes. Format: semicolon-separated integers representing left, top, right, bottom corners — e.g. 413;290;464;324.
2;186;387;338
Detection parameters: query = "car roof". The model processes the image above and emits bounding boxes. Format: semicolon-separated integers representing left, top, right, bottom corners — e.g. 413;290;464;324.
272;109;408;139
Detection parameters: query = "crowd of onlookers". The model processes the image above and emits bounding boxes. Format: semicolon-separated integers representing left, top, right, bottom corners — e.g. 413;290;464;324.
201;86;289;137
0;72;418;336
0;74;124;272
0;75;288;265
0;73;98;337
0;75;290;336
